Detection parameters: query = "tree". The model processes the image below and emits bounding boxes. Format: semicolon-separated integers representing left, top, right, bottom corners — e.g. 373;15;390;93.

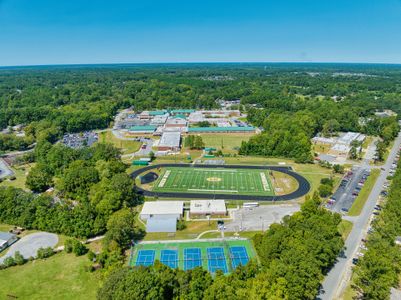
56;160;99;199
322;119;340;137
333;164;344;174
375;140;387;162
25;163;54;192
97;267;168;300
149;151;155;161
103;209;143;250
318;184;332;198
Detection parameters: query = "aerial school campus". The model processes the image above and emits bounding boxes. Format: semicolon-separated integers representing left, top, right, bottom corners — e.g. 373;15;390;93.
123;106;311;274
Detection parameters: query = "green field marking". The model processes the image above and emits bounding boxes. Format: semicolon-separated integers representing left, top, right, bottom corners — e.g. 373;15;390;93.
151;167;275;196
130;239;257;274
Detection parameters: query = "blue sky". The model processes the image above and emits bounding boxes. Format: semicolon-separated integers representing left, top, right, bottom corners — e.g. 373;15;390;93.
1;0;401;66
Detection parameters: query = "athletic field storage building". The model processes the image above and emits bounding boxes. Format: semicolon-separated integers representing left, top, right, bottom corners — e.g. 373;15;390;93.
190;200;227;217
140;201;184;221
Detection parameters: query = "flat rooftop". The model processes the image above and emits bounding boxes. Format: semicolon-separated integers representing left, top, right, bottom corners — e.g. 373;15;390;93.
190;200;227;214
159;131;181;148
140;201;184;215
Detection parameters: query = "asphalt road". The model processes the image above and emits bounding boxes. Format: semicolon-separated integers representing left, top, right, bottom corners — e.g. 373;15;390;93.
319;132;401;300
0;232;58;263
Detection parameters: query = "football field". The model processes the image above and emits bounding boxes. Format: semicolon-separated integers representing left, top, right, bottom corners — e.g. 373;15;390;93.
152;167;275;196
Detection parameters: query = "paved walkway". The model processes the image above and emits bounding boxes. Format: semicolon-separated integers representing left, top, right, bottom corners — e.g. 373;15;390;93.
0;232;58;263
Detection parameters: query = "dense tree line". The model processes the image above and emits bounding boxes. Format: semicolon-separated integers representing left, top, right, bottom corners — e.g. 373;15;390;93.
0;143;141;238
0;133;34;152
98;193;344;299
352;162;401;299
1;64;400;160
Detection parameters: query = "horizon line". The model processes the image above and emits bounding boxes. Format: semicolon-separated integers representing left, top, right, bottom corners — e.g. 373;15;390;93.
1;61;401;69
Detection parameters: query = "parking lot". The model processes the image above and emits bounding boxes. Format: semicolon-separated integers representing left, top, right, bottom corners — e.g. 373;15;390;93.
0;232;58;263
225;203;300;232
328;167;371;213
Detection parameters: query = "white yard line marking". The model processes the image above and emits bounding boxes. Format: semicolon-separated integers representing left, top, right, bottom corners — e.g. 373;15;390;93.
188;189;238;193
158;170;171;188
260;172;271;192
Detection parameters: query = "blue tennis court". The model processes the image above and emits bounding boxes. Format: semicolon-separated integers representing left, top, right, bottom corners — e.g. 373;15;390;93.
135;250;155;266
184;248;202;271
207;247;228;273
160;249;178;268
230;246;249;269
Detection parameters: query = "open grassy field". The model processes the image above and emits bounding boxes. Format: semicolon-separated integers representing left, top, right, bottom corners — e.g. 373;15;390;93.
0;252;99;300
312;142;332;154
348;169;380;216
0;163;33;190
197;133;253;152
130;238;256;274
99;130;141;155
151;167;274;196
144;220;218;241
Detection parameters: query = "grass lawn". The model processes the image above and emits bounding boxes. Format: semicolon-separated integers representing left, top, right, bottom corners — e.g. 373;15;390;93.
338;220;353;240
99;131;141;155
0;163;33;190
312;142;331;154
151;167;275;196
144;220;218;241
201;231;260;239
348;169;380;216
0;252;100;300
270;170;298;195
198;133;253;152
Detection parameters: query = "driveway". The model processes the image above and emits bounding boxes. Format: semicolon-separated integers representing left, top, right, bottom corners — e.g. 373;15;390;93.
226;203;300;232
0;232;58;263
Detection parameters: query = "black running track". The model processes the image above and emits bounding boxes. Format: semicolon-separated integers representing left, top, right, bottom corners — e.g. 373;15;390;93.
130;163;310;201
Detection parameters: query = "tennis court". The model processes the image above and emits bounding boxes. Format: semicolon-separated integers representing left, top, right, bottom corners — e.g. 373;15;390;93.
184;248;202;271
230;246;249;269
160;249;178;268
207;247;228;273
135;250;155;266
152;167;274;196
130;238;257;274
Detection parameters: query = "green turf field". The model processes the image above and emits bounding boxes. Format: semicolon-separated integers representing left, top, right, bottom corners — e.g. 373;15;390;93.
152;167;275;195
129;238;257;274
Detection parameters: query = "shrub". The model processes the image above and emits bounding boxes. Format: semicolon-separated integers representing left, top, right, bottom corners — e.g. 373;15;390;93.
37;247;55;259
2;256;16;267
176;220;187;231
14;251;26;265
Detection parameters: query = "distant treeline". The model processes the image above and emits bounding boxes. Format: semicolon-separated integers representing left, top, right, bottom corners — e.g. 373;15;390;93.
1;64;401;159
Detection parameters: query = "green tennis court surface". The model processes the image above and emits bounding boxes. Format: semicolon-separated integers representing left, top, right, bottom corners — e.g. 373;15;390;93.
152;167;275;196
130;239;257;274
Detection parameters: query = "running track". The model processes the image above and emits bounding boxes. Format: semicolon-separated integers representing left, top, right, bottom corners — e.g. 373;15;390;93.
130;164;310;201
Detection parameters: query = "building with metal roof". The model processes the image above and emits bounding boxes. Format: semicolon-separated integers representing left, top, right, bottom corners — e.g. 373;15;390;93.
170;109;195;115
129;125;157;134
146;216;177;233
140;201;184;221
149;110;168;116
187;126;255;133
158;131;181;151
